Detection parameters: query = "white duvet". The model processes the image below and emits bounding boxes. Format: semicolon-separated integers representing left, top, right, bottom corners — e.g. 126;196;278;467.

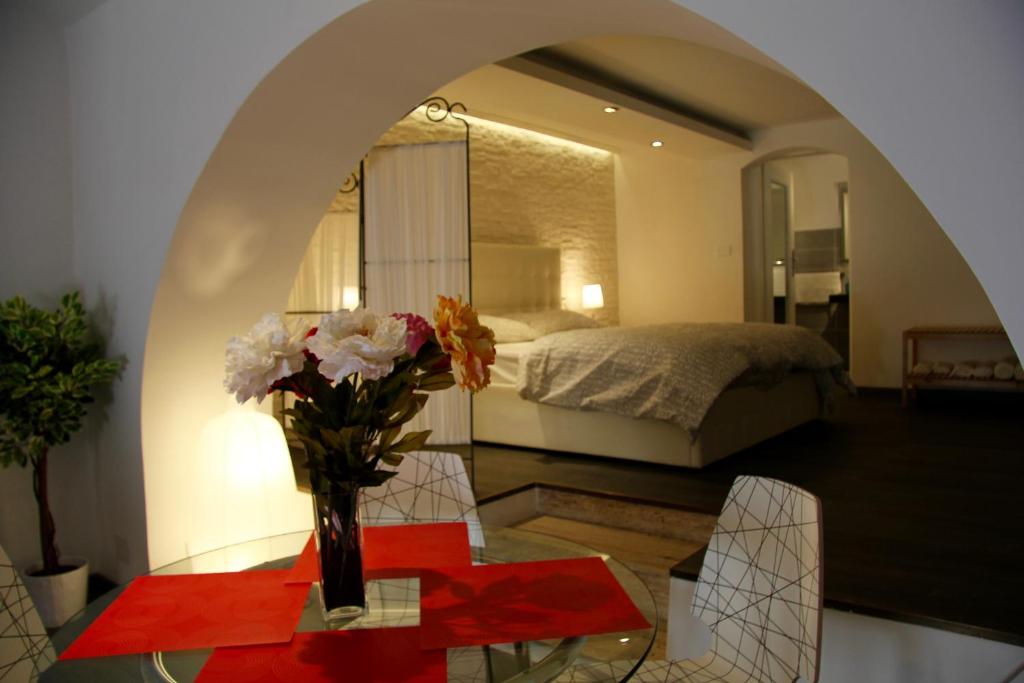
515;322;851;434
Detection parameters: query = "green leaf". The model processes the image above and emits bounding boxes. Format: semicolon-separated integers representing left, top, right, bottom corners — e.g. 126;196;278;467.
417;373;456;392
319;429;344;451
377;427;400;451
289;432;327;459
0;291;125;470
381;452;405;467
389;429;431;454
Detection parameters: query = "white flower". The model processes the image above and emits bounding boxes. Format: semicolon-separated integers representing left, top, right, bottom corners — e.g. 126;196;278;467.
306;309;407;381
224;313;309;404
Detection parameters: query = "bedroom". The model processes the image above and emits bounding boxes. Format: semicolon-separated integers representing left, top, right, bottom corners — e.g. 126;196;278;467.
2;2;1022;682
285;33;1008;462
274;32;1023;679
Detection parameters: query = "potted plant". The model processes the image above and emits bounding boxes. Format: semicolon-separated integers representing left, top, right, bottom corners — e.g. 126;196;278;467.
0;292;125;627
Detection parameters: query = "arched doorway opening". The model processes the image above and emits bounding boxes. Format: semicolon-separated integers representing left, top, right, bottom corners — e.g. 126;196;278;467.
139;0;1009;571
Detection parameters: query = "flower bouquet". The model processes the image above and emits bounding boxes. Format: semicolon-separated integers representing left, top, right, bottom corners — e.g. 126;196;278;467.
224;295;495;620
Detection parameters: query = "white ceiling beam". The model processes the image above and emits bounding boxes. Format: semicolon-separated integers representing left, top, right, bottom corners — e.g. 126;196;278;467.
498;53;753;151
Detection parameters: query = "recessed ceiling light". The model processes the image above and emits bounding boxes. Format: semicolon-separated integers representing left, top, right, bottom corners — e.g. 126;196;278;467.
603;105;619;113
650;140;664;148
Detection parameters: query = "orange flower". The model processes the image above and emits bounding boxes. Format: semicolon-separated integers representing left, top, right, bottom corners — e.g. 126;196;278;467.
434;295;496;392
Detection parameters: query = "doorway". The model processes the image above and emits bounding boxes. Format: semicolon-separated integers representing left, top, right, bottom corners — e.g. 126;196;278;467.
744;152;851;369
767;180;789;324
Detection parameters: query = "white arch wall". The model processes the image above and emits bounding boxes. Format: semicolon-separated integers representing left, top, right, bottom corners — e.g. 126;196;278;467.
0;0;1012;576
74;0;766;575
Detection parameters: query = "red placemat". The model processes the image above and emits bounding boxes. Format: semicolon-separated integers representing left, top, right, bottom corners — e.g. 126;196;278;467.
59;570;308;660
196;627;445;683
364;522;472;580
419;556;651;649
286;523;471;583
285;535;318;584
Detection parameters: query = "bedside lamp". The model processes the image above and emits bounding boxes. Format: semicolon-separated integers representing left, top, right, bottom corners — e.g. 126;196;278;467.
342;286;360;311
582;283;604;310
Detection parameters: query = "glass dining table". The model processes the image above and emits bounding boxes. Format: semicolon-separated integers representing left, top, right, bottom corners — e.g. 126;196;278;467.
42;525;657;683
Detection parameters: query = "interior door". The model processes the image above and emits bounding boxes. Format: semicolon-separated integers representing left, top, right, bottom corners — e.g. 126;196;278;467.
766;180;790;324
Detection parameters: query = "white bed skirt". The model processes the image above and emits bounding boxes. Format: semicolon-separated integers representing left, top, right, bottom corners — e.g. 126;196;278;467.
472;373;823;468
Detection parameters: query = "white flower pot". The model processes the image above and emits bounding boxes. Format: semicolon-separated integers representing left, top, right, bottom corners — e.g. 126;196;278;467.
21;557;89;628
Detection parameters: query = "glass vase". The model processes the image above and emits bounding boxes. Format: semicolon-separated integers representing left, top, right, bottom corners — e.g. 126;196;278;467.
312;488;366;622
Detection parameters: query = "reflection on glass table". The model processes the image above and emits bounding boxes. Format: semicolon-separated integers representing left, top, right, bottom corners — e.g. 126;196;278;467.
43;526;657;683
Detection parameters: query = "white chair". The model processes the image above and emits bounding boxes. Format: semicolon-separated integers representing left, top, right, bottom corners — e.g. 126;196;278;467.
0;543;56;681
559;476;823;683
361;450;483;547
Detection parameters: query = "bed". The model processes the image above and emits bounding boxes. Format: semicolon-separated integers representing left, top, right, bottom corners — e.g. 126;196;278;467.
470;243;845;468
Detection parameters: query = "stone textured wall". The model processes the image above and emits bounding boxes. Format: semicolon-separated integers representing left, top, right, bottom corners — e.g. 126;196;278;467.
466;117;618;325
321;109;620;324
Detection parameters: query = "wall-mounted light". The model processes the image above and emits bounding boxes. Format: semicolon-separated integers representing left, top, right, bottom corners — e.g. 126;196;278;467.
650;140;664;149
342;286;360;310
582;283;605;310
603;105;619;113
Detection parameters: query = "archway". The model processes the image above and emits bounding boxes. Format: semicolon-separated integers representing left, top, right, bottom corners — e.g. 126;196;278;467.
138;0;1018;570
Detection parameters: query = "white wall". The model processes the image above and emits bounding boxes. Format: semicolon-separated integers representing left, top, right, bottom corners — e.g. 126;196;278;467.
63;0;369;578
0;6;104;573
767;154;848;232
616;150;743;326
680;0;1024;363
616;117;1000;388
1;0;1013;577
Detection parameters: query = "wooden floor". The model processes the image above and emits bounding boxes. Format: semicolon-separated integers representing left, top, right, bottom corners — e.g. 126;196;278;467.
472;390;1024;645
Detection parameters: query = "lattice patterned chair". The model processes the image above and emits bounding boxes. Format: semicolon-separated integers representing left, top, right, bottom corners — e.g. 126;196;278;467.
558;476;823;683
361;450;483;547
1;543;56;681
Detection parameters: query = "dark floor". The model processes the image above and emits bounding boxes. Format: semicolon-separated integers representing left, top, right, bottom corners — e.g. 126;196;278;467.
470;390;1024;645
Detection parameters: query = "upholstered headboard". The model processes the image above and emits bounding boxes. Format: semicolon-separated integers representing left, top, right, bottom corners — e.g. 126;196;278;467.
471;243;560;314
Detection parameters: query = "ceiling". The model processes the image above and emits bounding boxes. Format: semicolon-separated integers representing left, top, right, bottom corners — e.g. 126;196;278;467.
14;0;109;25
435;34;837;158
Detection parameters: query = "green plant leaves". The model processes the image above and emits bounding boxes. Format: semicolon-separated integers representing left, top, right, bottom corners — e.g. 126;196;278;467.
0;292;126;470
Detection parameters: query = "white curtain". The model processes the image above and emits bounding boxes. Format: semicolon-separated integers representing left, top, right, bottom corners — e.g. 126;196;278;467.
287;210;360;313
364;141;470;444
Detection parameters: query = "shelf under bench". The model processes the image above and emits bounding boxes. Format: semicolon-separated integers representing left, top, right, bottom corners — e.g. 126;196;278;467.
902;325;1018;406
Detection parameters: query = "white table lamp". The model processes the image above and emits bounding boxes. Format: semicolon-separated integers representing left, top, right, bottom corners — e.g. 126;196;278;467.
190;406;309;562
342;286;360;311
582;283;604;310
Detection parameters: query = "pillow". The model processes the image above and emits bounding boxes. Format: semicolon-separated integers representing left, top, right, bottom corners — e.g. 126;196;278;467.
504;309;601;337
478;314;538;344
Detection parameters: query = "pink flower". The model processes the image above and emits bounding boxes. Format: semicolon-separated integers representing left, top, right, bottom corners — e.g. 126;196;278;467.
393;312;435;356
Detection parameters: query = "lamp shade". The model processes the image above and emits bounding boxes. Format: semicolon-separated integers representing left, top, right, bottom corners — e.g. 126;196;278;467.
189;407;310;562
342;286;360;310
582;283;604;310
